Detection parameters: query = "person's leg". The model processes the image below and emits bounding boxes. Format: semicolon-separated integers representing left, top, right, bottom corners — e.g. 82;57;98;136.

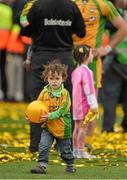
121;84;127;131
38;129;54;166
0;50;7;99
73;121;88;153
72;121;80;156
77;122;87;150
29;123;43;153
6;53;15;100
57;138;75;173
86;120;96;136
15;54;24;101
31;128;54;174
102;65;122;132
76;121;96;158
29;67;44;152
29;50;54;152
87;58;102;135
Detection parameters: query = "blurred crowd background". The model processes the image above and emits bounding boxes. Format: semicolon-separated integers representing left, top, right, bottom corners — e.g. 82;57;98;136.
0;0;127;105
0;0;31;102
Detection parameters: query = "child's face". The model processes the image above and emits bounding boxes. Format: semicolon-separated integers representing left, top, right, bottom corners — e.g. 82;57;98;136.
87;49;94;64
47;71;63;91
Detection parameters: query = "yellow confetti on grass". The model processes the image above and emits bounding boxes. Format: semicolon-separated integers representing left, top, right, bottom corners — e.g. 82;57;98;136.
76;164;85;167
0;103;127;164
52;160;59;163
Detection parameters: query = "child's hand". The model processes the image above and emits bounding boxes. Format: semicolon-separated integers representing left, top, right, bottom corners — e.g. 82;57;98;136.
81;109;99;127
25;115;30;123
39;113;48;123
91;108;98;113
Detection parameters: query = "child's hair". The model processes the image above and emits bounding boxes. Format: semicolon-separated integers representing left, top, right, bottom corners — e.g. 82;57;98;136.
73;45;91;64
42;59;68;82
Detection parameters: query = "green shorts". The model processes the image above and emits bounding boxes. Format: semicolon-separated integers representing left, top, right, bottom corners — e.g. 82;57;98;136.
88;57;102;88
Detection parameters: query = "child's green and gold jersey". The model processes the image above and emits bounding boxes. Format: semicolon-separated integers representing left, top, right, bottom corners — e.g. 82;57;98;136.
73;0;119;48
73;0;119;88
37;84;72;139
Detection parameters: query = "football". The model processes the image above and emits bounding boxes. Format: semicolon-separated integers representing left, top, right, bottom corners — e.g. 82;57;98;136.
26;100;48;123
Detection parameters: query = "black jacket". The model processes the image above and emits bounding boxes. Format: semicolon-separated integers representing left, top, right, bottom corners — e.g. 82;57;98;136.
21;0;85;51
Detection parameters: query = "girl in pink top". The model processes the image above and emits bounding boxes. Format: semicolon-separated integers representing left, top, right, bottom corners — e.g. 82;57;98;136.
72;45;98;158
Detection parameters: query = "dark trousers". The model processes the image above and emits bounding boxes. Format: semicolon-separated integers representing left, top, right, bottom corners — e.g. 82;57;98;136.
0;50;7;99
102;60;127;132
29;50;74;152
38;128;74;166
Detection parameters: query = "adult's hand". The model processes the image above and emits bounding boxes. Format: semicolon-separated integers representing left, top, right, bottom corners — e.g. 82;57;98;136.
23;59;31;72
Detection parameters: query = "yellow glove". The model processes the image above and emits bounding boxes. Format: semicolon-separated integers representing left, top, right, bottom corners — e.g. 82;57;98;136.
82;109;99;127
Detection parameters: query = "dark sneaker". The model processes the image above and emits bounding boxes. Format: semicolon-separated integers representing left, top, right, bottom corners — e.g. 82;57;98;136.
29;147;38;153
31;165;46;174
66;165;76;173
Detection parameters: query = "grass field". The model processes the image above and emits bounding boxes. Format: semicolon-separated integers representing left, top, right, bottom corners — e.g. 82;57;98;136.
0;102;127;179
1;160;127;179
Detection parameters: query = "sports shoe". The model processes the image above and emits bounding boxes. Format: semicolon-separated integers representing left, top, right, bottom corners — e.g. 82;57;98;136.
77;151;96;159
31;165;46;174
66;165;76;173
73;149;78;158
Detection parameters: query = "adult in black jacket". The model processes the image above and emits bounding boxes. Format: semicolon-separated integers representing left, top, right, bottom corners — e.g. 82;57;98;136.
20;0;85;153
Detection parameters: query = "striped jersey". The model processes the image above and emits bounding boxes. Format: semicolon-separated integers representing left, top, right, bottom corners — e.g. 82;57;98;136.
73;0;119;48
37;84;72;139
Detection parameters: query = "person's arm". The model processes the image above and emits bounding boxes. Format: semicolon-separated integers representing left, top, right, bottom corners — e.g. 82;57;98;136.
108;15;127;49
20;1;37;37
82;74;98;127
84;82;98;112
20;0;36;27
82;70;98;112
96;15;127;57
94;0;127;57
48;91;71;120
23;46;32;72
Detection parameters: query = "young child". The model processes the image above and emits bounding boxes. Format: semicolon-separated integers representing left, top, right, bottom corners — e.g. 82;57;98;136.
72;45;98;159
30;60;75;174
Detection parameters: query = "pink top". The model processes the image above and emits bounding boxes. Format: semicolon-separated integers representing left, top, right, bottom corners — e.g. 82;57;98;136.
72;64;96;120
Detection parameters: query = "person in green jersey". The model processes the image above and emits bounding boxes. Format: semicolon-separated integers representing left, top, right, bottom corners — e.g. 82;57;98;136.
102;0;127;132
29;60;75;174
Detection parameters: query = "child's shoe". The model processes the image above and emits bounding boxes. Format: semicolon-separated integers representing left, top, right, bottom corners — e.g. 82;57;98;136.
66;164;76;173
76;151;83;158
31;165;46;174
73;149;78;158
82;151;96;159
77;150;96;159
